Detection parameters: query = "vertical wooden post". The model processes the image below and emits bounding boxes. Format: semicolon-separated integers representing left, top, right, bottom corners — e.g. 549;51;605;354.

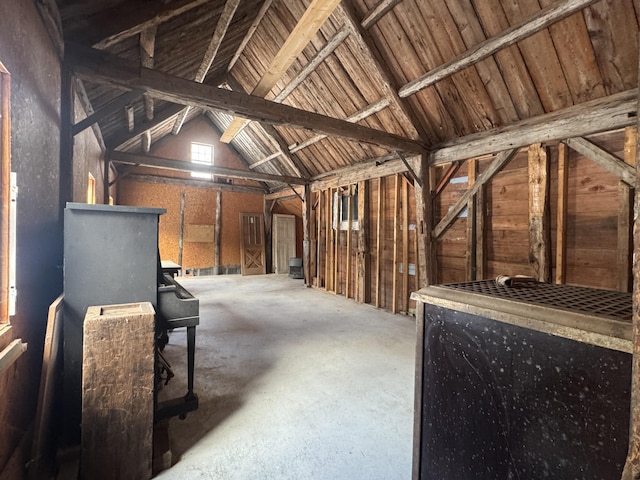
402;177;409;313
476;181;485;280
466;159;477;281
303;184;312;287
334;189;340;294
263;197;274;275
392;174;400;313
317;191;323;287
178;191;186;267
325;189;332;291
356;180;370;304
0;65;10;321
622;74;640;480
619;127;636;292
414;152;436;287
555;143;568;284
60;67;74;207
528;143;551;282
346;186;352;299
375;178;383;307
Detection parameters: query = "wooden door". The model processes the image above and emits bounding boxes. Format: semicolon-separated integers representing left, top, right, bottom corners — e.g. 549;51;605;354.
240;213;266;275
273;214;296;274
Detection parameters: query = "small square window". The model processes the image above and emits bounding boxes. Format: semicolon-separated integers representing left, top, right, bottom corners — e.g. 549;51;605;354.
333;188;359;231
191;142;213;179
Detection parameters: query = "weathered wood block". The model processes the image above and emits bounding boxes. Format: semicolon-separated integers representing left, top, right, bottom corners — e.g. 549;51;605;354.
81;302;155;480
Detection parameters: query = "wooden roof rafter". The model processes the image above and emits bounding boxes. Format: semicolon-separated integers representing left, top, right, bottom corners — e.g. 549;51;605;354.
90;0;214;49
337;2;426;141
361;0;404;30
226;0;275;73
172;0;241;135
398;0;601;98
226;24;352;163
220;0;342;143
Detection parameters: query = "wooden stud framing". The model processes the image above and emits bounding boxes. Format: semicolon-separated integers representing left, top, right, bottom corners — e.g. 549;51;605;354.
178;191;185;267
466;159;478;281
325;188;332;291
334;189;340;294
528;143;551;282
214;191;221;274
414;154;436;287
376;178;383;307
316;191;323;287
402;176;409;313
345;187;352;299
392;174;400;313
303;185;312;286
555;143;568;284
356;180;370;304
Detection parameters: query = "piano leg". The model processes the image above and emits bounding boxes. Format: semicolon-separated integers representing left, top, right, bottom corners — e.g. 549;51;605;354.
186;325;196;401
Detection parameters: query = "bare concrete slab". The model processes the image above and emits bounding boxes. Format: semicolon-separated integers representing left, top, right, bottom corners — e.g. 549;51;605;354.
155;274;415;480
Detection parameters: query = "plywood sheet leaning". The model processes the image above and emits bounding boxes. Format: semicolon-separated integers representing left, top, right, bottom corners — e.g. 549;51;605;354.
81;302;155;480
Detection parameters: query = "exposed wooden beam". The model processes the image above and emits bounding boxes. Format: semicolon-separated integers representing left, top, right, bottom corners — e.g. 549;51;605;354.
434;162;462;196
139;26;157;121
356;180;370;303
555;143;568;284
290;97;390;153
249;151;283;170
66;44;425;154
565;137;636;186
310;154;421;191
92;0;214;49
108;103;184;150
225;74;310;178
434;149;517;238
72;89;143;136
274;24;350;103
361;0;403;29
220;0;342;143
528;144;551;282
432;89;637;165
141;130;151;153
227;0;274;72
230;25;350;158
338;2;425;140
109;150;306;185
399;0;600;98
396;150;422;188
264;185;304;201
124;173;267;194
125;105;135;132
173;0;240;135
73;77;106;152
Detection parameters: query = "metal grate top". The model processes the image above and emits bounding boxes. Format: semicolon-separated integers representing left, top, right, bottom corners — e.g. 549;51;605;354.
441;280;632;322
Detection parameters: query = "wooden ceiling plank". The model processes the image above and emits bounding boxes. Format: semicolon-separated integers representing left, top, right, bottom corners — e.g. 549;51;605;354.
72;89;143;136
398;0;600;98
109;150;306;185
173;0;241;135
93;0;214;49
432;89;637;164
66;44;424;154
564;137;635;186
290;97;390;153
337;2;425;141
361;0;404;29
227;0;275;72
220;0;342;143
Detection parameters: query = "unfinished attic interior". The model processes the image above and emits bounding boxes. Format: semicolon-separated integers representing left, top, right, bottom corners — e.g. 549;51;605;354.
2;0;640;477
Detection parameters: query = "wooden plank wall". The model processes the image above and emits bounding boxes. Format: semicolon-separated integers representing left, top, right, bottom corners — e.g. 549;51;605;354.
435;130;629;292
312;176;418;314
310;128;634;315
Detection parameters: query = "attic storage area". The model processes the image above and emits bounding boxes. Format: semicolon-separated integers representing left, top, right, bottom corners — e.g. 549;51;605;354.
2;0;640;478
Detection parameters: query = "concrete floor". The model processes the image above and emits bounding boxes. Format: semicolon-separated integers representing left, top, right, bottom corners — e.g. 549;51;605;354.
155;274;416;480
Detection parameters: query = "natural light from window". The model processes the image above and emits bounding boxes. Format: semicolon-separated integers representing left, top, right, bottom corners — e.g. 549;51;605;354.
191;142;213;180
